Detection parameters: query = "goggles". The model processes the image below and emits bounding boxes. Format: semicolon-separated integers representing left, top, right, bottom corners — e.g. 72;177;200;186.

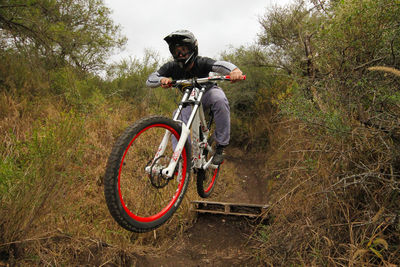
173;45;190;58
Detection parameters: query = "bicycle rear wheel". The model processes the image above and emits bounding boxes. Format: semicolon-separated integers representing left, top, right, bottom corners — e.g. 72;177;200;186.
196;142;220;198
104;116;191;233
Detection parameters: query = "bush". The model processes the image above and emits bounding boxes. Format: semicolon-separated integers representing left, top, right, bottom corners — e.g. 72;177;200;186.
253;0;400;265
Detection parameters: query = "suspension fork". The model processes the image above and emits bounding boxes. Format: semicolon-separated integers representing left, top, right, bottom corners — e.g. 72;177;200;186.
144;89;190;178
169;86;209;174
163;87;205;176
152;88;191;162
146;87;206;178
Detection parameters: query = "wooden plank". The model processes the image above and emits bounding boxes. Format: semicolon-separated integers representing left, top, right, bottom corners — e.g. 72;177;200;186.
193;209;261;217
191;200;269;209
191;200;270;217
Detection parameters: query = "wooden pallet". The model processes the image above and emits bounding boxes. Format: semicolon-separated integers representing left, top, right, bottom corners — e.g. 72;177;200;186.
191;200;269;218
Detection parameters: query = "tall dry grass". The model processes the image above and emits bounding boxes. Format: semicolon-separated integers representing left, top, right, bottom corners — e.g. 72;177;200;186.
253;113;399;266
249;66;400;266
0;88;244;265
0;92;192;265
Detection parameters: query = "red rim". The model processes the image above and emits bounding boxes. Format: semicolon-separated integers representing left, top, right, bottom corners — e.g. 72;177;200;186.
118;124;187;223
204;168;218;193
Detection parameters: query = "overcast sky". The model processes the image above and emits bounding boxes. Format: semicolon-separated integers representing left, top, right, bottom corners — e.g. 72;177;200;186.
103;0;293;63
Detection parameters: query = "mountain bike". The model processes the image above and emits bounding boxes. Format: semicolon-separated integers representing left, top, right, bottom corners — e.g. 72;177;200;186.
104;75;245;233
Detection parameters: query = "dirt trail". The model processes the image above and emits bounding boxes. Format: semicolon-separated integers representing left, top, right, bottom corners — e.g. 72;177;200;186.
137;148;270;266
222;147;270;205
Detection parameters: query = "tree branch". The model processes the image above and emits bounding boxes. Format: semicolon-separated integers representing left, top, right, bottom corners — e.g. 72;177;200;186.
353;57;386;71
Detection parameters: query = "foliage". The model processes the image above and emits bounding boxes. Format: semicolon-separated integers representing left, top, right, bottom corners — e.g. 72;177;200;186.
0;0;126;72
313;0;400;137
105;52;159;100
221;46;291;149
258;0;325;77
254;0;400;265
0;104;86;247
1;0;400;265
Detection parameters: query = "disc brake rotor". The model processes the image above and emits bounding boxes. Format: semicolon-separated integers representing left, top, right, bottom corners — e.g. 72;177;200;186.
147;156;171;188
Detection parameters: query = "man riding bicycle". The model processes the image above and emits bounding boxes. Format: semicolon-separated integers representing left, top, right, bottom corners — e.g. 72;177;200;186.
146;29;244;165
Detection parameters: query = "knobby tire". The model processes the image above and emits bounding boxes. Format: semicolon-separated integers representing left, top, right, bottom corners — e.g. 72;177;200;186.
104;116;191;233
196;136;220;198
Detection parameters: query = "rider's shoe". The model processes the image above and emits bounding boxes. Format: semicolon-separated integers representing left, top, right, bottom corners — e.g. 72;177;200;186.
212;145;226;165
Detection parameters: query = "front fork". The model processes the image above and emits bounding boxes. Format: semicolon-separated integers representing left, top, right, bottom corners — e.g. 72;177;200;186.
145;88;196;178
145;86;218;179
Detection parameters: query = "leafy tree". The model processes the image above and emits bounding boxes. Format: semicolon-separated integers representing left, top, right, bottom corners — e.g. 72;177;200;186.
312;0;400;134
258;0;324;80
0;0;126;71
258;0;400;134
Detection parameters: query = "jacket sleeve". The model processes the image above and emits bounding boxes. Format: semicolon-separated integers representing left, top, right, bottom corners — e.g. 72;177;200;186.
211;60;238;75
146;61;176;87
146;71;163;88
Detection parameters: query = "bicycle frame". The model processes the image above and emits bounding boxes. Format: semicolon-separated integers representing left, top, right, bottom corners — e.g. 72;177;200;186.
145;78;219;178
104;74;245;232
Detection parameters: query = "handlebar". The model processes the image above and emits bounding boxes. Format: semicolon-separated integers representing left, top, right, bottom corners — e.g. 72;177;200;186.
171;75;246;87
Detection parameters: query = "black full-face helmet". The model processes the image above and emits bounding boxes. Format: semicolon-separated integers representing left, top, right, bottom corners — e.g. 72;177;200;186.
164;30;198;69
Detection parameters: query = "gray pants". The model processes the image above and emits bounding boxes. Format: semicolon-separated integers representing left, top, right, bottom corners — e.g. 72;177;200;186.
173;86;230;146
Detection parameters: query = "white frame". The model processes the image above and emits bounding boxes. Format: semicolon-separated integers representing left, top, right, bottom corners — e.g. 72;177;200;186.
145;77;224;178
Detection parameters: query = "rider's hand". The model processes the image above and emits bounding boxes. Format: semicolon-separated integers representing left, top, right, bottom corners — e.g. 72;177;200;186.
160;78;172;88
229;68;244;83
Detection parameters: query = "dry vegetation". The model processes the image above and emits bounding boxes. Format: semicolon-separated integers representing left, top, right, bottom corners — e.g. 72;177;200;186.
0;95;192;265
0;91;250;265
1;0;400;266
253;96;400;265
1;86;399;266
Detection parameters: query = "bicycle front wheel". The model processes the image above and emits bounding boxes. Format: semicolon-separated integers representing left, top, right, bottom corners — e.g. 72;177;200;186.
104;116;191;233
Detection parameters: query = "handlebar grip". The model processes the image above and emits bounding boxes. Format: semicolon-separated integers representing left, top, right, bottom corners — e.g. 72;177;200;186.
225;75;246;80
